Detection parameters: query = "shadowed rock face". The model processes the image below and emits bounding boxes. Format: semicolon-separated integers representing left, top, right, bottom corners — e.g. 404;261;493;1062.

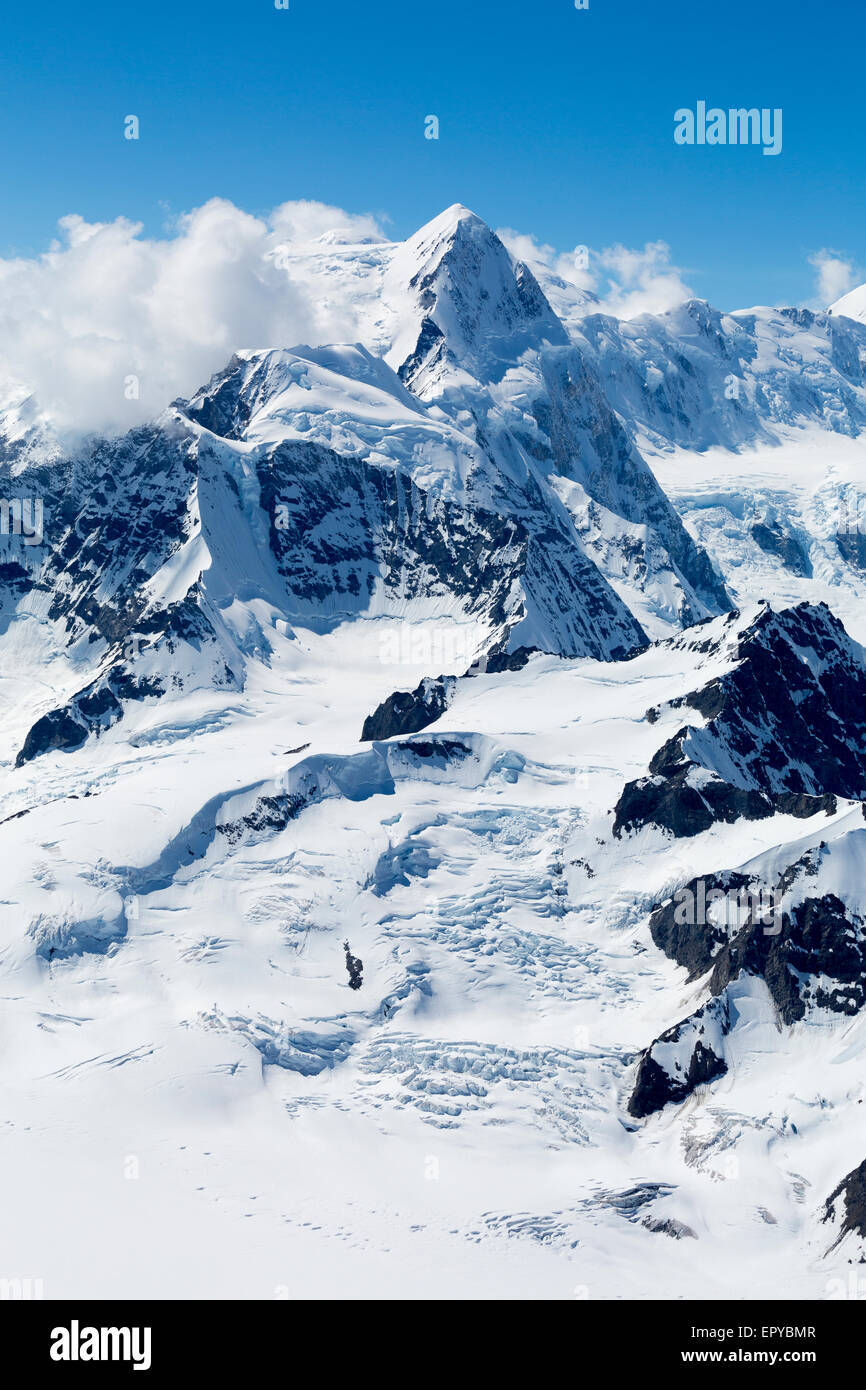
629;836;866;1118
707;893;866;1026
0;422;202;646
615;602;866;839
628;995;731;1119
613;764;835;840
678;604;866;799
647;870;759;982
649;866;866;1028
359;648;537;743
265;450;500;632
750;521;813;578
361;676;457;742
257;438;530;630
256;437;646;661
823;1158;866;1247
2;419;244;768
16;672;165;766
14;594;223;767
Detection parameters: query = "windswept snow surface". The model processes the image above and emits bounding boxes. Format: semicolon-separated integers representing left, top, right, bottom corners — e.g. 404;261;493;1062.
3;206;866;1301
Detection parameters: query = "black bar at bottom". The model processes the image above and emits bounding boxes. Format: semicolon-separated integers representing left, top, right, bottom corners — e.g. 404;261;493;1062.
1;1297;858;1375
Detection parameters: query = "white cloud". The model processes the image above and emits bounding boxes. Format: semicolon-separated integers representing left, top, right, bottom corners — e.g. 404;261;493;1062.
808;248;859;308
496;228;596;296
496;228;695;318
268;199;386;247
593;241;695;318
0;198;387;436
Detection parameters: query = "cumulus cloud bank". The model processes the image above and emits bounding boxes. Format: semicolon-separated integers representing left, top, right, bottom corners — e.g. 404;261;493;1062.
808;248;859;308
496;227;696;319
0;198;387;437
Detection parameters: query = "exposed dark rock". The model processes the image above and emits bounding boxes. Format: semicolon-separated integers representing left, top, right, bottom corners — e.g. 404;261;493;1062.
177;354;254;439
16;668;166;767
394;737;471;762
628;995;731;1118
750;522;812;577
709;893;866;1025
343;940;363;991
216;791;309;846
648;847;866;1029
0;559;33;593
361;676;456;742
677;603;866;800
474;645;536;674
824;1158;866;1246
398;316;448;389
360;647;539;744
641;1217;698;1240
256;437;645;662
16;709;90;764
614;765;835;840
648;870;757;981
615;602;864;838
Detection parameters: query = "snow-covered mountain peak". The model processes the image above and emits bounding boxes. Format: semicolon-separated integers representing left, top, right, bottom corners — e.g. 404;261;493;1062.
829;280;866;323
406;201;486;241
383;204;568;395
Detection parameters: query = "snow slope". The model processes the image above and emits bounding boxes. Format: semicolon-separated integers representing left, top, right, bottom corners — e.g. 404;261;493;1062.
830;281;866;323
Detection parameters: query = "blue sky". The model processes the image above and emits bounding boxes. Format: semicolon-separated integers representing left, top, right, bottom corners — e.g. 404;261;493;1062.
1;0;862;309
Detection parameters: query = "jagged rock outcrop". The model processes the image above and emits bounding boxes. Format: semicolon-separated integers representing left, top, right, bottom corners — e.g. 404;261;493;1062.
615;602;866;838
823;1158;866;1248
630;824;866;1116
648;853;866;1028
361;676;457;742
629;995;731;1119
